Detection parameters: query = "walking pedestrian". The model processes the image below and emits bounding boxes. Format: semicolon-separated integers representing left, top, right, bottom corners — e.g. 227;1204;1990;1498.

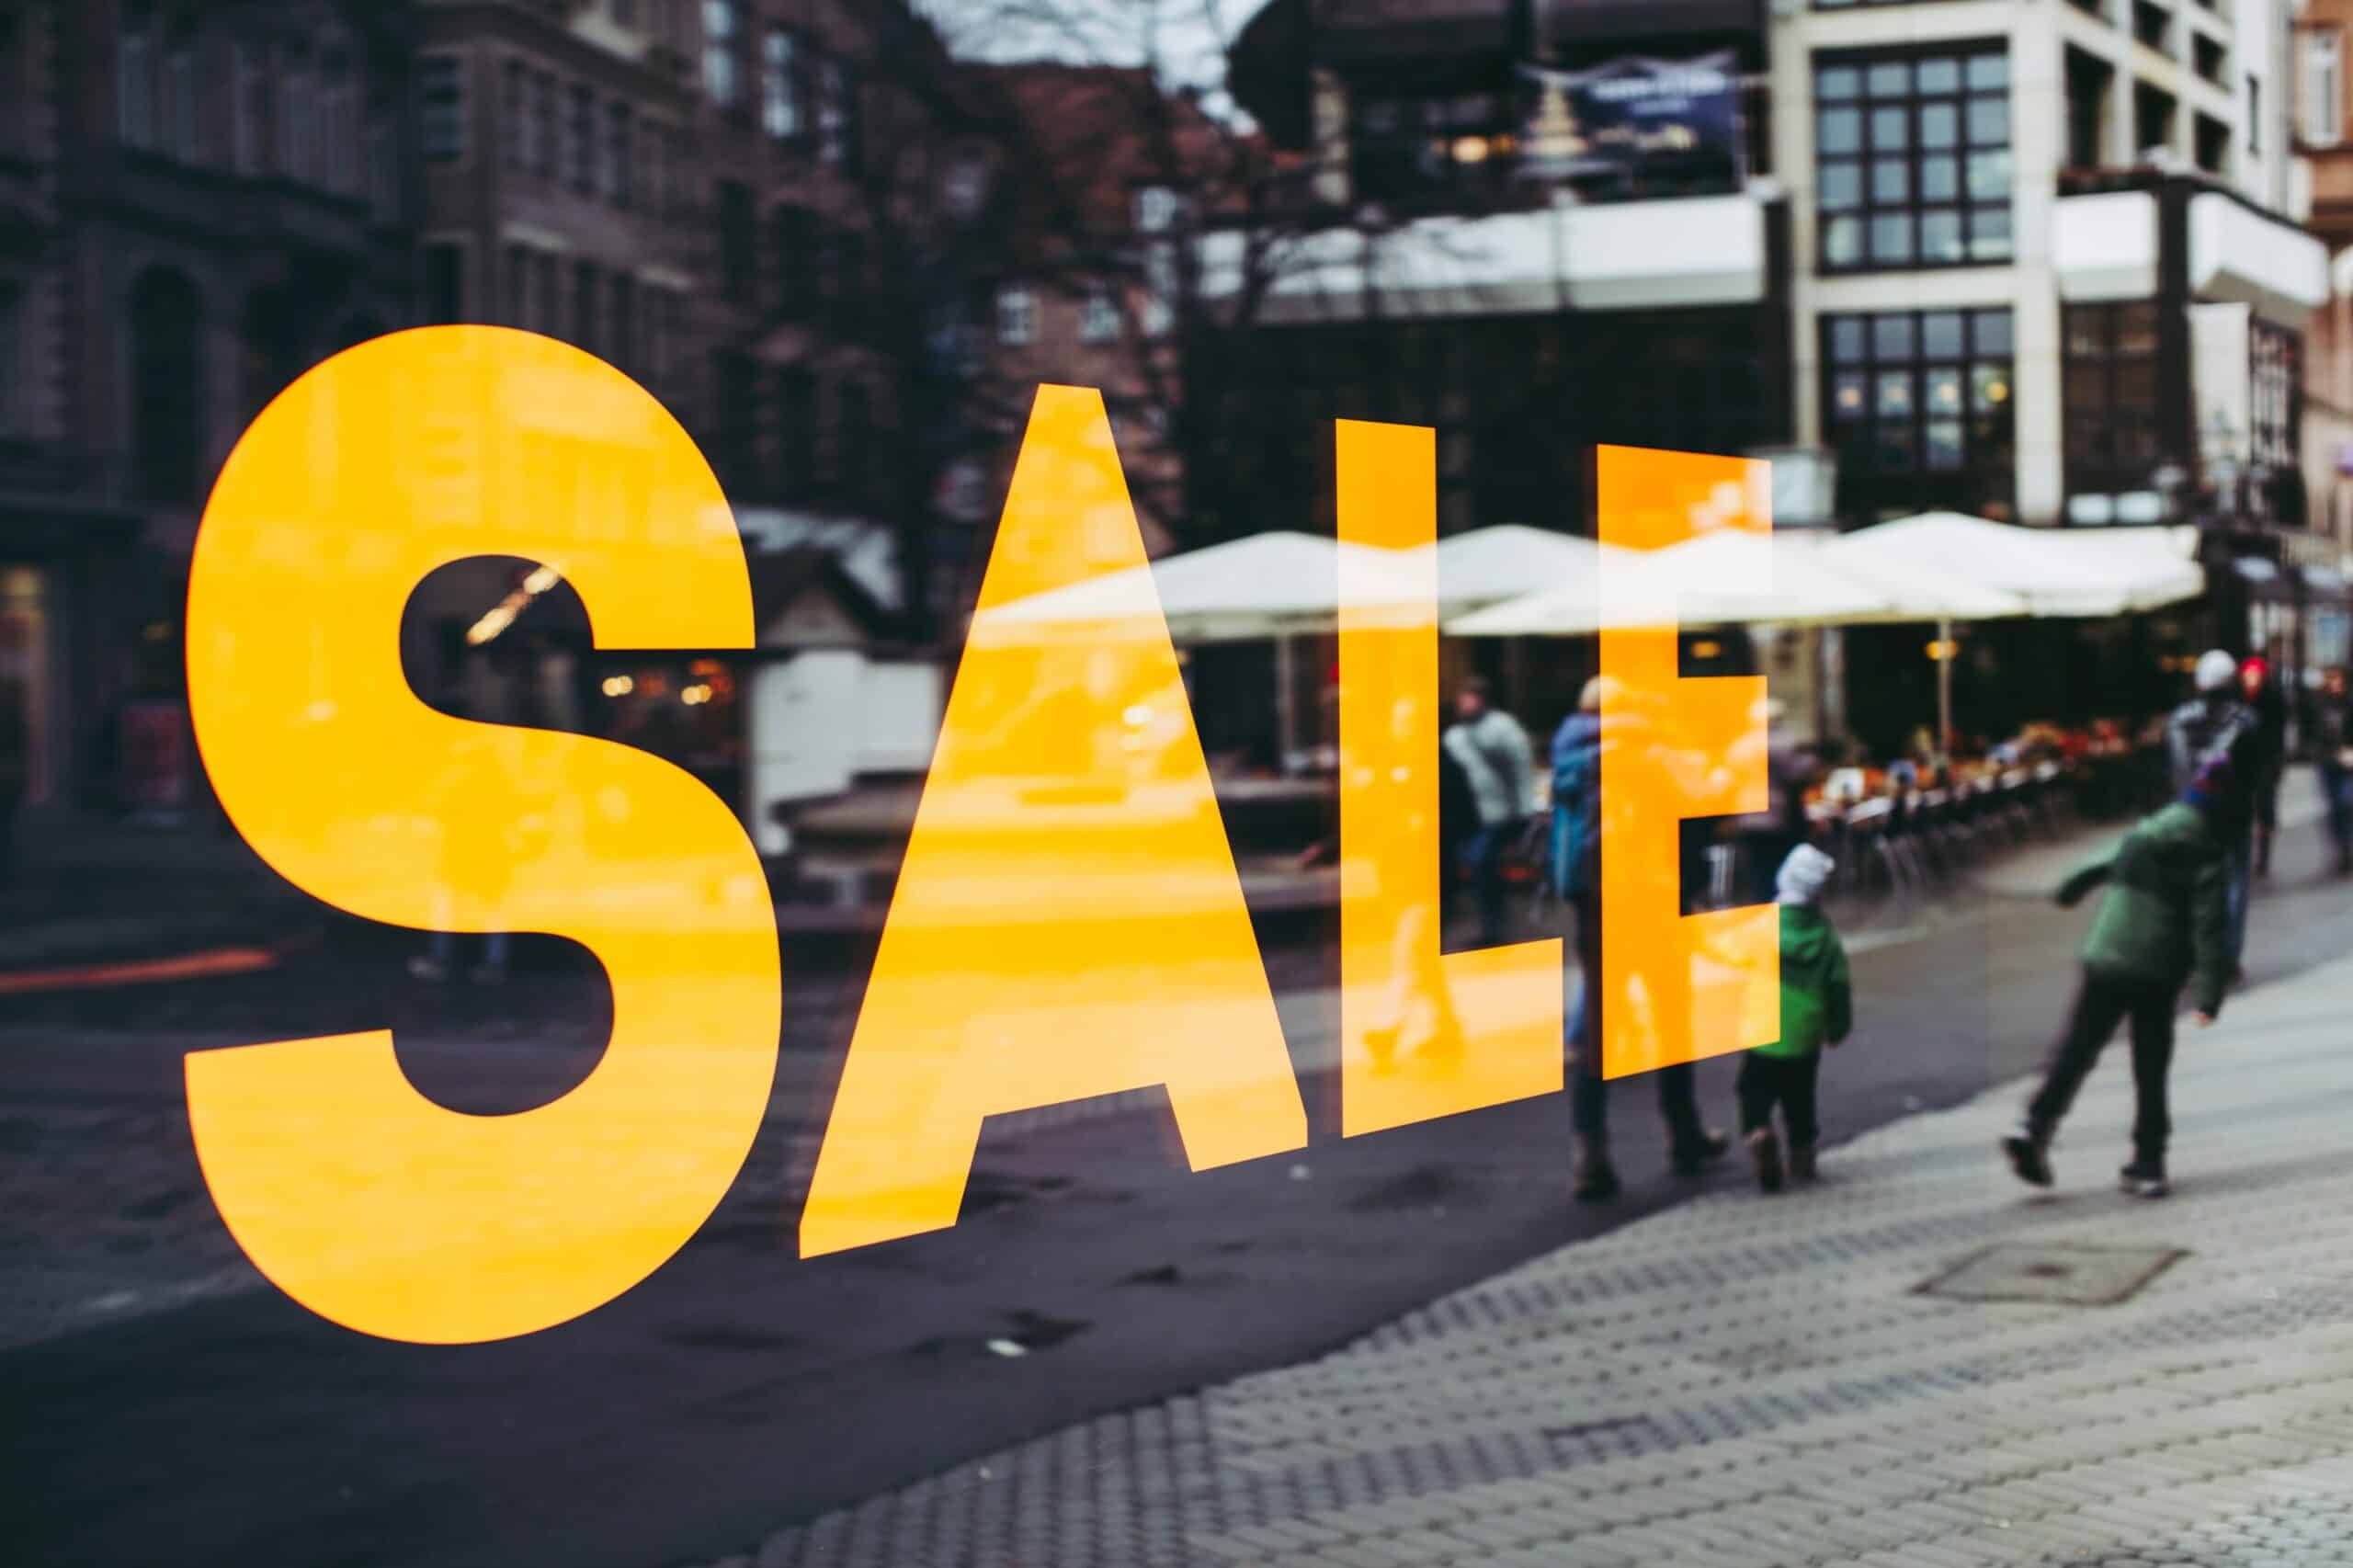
2239;654;2289;879
1552;676;1730;1202
2311;665;2353;877
2165;649;2256;978
1443;676;1534;948
1739;844;1852;1194
2001;749;2234;1199
1732;699;1817;907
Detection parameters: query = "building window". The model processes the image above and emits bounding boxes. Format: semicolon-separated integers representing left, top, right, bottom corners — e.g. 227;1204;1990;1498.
420;55;463;163
718;179;754;303
715;350;756;488
762;28;802;141
569;84;595;191
1133;185;1179;234
233;41;266;174
1080;288;1120;345
2195;112;2230;175
320;49;356;192
279;51;314;182
2063;301;2160;500
1349;90;1513;205
0;13;21;159
130;268;204;504
771;203;813;315
606;102;632;206
2251;321;2301;471
2193;34;2227;89
119;4;156;149
0;283;21;436
505;59;529;169
2065;49;2111;171
574;259;599;351
506;244;530;327
817;57;855;164
832;378;872;496
165;21;199;161
1824;308;2016;516
2135;81;2177;157
774;365;814;499
2132;2;2172;56
610;273;635;373
2305;29;2344;148
702;0;739;108
995;287;1036;346
535;250;558;335
1814;48;2011;272
534;72;557;178
424;242;464;324
2249;74;2262;153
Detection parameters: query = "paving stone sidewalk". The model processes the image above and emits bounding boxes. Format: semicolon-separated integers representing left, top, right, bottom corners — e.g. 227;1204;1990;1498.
699;948;2353;1568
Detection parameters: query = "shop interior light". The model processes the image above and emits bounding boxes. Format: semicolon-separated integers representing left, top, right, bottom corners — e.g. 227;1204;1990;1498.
601;675;635;698
681;683;713;707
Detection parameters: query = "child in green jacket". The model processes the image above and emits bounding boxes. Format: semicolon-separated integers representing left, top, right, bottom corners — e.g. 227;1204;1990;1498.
2003;748;2234;1199
1742;844;1852;1193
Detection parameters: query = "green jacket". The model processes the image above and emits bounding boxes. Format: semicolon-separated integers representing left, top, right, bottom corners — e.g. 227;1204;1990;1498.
1758;903;1852;1060
2058;802;2231;1017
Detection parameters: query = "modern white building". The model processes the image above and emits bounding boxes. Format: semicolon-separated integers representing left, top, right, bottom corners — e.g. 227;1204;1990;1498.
1773;0;2326;531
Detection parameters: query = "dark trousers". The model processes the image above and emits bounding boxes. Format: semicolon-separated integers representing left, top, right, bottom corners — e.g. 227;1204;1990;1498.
2322;766;2353;866
1462;824;1512;946
1569;891;1707;1156
2026;969;2178;1165
1736;1052;1821;1148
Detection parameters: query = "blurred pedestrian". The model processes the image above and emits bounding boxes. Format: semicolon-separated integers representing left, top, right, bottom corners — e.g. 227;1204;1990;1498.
2311;665;2353;877
2002;749;2234;1199
1443;676;1534;947
2238;654;2288;878
1552;676;1730;1202
2165;649;2256;978
1740;844;1851;1194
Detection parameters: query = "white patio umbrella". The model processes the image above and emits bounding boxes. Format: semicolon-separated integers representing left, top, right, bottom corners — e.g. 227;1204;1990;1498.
1415;524;1640;612
1443;526;1894;637
1826;513;2203;749
1829;512;2204;619
973;530;1426;644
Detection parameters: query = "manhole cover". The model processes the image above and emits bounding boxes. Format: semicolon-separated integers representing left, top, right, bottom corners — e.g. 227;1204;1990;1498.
1915;1242;2186;1307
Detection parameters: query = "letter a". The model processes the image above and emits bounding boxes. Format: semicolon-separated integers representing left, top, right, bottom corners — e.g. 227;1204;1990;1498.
798;385;1306;1257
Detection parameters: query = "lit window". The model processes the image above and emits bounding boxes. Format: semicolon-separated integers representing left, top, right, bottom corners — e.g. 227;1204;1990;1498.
762;28;801;140
995;288;1036;347
1133;185;1179;233
702;0;738;108
818;57;855;163
1080;289;1120;345
1824;308;2016;513
2305;30;2344;148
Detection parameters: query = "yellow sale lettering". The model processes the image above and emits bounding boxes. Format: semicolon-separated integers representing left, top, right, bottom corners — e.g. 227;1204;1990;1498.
182;328;1770;1342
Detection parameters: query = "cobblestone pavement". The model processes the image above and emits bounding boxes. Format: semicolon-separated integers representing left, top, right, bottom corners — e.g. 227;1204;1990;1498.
699;949;2353;1568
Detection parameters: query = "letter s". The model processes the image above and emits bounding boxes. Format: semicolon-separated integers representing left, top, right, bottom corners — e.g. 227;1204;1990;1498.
184;327;781;1344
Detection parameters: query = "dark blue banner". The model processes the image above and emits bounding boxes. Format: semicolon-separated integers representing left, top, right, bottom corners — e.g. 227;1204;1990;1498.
1518;51;1744;185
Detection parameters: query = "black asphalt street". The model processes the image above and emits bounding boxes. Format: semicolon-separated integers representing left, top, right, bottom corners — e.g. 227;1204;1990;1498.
9;812;2353;1568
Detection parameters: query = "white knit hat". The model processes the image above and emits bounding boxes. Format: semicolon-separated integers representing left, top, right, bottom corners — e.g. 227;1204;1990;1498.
1776;843;1837;906
2195;649;2239;693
